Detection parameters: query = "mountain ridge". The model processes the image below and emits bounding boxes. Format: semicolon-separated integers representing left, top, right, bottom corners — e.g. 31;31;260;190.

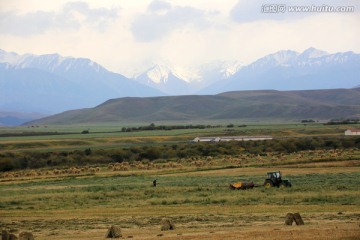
26;88;360;125
200;48;360;94
0;50;164;115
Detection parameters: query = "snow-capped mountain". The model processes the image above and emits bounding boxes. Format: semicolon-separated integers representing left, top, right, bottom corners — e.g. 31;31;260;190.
134;64;194;95
1;47;359;125
200;48;360;94
297;47;328;60
0;50;164;115
221;61;243;78
197;60;243;84
134;61;243;95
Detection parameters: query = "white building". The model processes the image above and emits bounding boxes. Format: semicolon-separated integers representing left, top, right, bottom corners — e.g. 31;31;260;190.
192;136;273;142
345;129;360;136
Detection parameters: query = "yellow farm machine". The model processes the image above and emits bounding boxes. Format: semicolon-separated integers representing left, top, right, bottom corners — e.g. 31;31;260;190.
230;171;291;190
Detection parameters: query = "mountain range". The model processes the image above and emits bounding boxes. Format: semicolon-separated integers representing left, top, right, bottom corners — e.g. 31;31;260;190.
0;49;163;114
133;48;360;95
200;48;360;94
27;88;360;125
133;61;243;95
0;47;359;125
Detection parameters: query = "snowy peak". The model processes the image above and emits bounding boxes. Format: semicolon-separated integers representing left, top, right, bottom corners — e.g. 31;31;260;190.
0;49;105;74
135;64;193;95
0;49;20;64
145;64;172;84
250;50;299;69
270;50;299;64
201;48;360;94
249;48;357;69
141;64;196;84
0;49;164;116
299;47;328;59
15;53;68;71
220;61;243;78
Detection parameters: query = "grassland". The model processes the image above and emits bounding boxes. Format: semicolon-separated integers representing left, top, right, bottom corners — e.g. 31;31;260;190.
0;123;359;239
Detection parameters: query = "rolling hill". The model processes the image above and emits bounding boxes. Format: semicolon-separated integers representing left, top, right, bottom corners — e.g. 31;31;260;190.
27;88;360;125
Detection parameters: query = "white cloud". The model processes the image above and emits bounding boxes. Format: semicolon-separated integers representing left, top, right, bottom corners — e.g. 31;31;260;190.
131;0;211;42
0;11;56;36
147;0;172;12
0;1;120;36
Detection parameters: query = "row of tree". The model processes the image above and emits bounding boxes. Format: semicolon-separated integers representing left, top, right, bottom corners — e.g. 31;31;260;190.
0;136;359;172
121;123;222;132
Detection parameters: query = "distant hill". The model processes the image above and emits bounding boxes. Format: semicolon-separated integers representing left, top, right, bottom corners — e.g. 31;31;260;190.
0;111;46;126
27;88;360;125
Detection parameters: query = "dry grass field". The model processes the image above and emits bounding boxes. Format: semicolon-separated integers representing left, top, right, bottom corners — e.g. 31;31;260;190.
1;149;360;239
1;123;360;239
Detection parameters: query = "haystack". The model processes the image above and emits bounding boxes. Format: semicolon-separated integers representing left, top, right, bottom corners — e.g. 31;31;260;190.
160;219;175;231
9;234;18;240
293;212;304;225
285;213;294;225
2;230;10;240
105;225;122;238
19;232;34;240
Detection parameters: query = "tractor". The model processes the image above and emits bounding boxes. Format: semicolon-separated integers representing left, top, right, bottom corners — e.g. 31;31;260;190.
263;171;291;188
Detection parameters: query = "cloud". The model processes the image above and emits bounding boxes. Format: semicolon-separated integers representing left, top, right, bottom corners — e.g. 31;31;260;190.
63;2;119;32
147;0;172;12
0;11;56;36
131;0;211;42
0;1;120;36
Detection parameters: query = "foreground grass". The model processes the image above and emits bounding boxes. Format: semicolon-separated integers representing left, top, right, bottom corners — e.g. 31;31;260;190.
1;165;359;239
1;171;359;211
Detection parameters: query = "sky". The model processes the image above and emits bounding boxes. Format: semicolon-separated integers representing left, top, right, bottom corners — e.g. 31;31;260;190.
0;0;359;77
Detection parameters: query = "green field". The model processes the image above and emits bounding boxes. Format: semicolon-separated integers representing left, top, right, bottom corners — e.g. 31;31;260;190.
0;122;358;151
1;170;360;211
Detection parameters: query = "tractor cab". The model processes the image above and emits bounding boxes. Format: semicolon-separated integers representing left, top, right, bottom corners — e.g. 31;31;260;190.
267;171;282;182
264;171;291;188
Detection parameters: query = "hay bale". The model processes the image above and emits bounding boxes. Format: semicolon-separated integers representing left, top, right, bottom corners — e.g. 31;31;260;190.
160;219;175;231
285;213;294;225
2;230;10;240
19;232;34;240
105;225;122;238
293;212;304;225
9;234;18;240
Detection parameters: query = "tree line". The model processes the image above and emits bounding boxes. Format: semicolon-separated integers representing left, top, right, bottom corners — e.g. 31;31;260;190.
121;123;222;132
0;136;359;172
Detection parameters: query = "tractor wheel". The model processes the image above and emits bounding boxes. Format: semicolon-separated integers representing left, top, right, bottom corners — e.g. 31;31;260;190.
279;182;287;189
264;180;273;188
